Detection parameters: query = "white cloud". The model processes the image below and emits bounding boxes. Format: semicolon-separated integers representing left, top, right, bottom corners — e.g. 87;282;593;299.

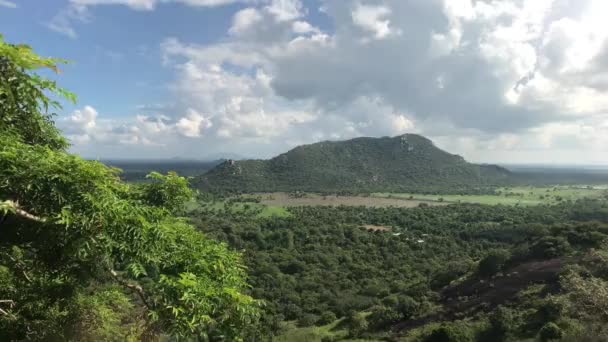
351;3;397;40
265;0;303;22
176;109;213;137
229;8;263;35
0;0;17;9
61;0;608;163
69;0;250;11
48;5;90;39
70;0;157;11
50;0;256;37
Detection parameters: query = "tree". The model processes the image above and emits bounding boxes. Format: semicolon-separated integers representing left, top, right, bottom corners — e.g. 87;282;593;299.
539;322;563;341
425;323;474;342
346;311;368;337
478;249;510;277
318;311;337;325
367;305;401;330
398;296;420;320
531;236;571;259
0;35;258;340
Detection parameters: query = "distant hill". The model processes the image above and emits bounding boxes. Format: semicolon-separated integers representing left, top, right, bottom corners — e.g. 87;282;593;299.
195;134;512;193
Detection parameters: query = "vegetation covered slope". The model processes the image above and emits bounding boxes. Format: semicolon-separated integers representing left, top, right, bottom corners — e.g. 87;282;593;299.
197;134;512;194
193;198;608;341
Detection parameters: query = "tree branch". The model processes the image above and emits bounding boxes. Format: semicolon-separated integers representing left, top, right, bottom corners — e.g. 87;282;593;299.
108;268;151;309
1;200;46;223
3;253;32;283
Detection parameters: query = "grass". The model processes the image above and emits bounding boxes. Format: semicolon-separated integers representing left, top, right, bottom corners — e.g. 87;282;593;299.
251;192;446;208
274;319;383;342
191;185;607;219
373;185;608;206
274;320;347;342
194;200;291;219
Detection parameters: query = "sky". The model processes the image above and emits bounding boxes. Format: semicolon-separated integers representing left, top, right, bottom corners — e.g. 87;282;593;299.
1;0;608;164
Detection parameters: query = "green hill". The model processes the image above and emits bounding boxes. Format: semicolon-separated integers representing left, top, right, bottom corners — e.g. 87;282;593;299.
196;134;512;193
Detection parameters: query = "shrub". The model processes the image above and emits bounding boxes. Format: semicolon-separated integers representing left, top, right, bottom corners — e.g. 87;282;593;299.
478;249;511;277
368;306;402;330
318;311;337;325
398;296;420;320
539;322;563;341
297;314;319;327
531;237;571;259
425;324;474;342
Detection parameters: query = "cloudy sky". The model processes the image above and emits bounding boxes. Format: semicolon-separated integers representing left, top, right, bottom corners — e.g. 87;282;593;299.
1;0;608;164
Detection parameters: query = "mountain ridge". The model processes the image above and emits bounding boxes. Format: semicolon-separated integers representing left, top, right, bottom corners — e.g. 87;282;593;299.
195;134;512;193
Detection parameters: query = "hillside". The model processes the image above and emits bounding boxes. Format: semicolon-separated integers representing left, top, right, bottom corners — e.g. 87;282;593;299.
196;134;512;193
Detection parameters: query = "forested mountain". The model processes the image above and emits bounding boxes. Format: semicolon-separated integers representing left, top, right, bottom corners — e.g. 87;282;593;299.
197;134;512;193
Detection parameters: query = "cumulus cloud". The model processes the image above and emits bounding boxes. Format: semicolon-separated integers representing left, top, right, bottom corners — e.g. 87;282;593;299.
63;0;608;163
176;109;213;137
351;3;398;40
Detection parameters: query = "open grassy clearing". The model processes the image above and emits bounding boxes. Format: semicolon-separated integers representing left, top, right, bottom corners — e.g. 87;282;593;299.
275;318;384;342
253;192;447;208
194;200;291;218
373;185;608;206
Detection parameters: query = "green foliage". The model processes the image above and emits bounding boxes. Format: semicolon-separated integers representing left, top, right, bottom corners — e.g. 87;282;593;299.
65;287;143;341
346;311;368;338
398;295;420;320
478;249;511;277
297;313;319;327
0;35;258;340
425;323;474;342
484;306;518;341
196;198;608;339
367;305;402;330
539;322;563;341
0;34;74;150
318;311;337;325
136;171;194;214
531;236;571;259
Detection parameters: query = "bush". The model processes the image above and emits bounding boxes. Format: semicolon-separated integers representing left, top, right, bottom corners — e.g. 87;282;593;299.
398;296;420;320
539;322;563;341
346;312;368;338
425;324;474;342
297;314;319;327
431;261;471;289
318;311;337;325
367;306;401;330
485;306;517;341
531;236;571;259
478;249;511;277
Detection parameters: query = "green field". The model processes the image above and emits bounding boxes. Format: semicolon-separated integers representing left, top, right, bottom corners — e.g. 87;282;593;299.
193;200;291;218
373;185;608;206
191;186;607;220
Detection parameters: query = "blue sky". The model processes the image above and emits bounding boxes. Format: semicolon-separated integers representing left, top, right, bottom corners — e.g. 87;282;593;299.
1;0;608;164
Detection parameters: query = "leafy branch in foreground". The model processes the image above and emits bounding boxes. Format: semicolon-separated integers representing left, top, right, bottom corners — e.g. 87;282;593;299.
0;34;259;340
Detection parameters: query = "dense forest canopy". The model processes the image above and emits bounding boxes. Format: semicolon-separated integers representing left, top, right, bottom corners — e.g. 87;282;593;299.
0;35;258;340
195;199;608;341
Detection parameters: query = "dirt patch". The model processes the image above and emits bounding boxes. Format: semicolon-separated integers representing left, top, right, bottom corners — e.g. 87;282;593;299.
256;193;447;208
